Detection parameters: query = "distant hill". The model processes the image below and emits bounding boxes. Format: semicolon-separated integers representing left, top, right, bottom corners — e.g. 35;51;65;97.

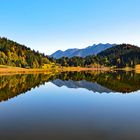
0;37;50;68
98;44;140;67
51;43;115;59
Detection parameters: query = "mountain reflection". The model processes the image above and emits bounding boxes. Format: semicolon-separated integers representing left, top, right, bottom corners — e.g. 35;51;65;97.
0;71;140;102
52;71;140;93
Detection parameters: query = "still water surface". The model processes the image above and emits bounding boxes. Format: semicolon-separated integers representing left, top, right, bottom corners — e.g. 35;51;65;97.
0;71;140;140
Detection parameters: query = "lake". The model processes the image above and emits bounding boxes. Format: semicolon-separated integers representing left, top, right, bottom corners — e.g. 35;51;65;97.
0;71;140;140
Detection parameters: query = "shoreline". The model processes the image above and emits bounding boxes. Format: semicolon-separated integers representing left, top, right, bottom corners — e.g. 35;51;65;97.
0;66;57;75
0;66;140;75
0;67;110;75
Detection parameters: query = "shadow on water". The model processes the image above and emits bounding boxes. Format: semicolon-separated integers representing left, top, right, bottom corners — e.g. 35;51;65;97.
0;70;140;102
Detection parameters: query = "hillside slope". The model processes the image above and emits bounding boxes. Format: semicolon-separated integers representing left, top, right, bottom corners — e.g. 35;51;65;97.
0;37;50;68
98;44;140;67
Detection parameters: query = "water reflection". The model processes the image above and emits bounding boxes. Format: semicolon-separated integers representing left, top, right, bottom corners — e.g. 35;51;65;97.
0;71;140;140
53;71;140;93
0;71;140;102
0;74;54;102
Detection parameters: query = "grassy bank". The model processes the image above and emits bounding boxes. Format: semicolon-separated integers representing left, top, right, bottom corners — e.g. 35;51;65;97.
0;65;140;75
60;66;111;72
0;65;59;75
0;65;111;74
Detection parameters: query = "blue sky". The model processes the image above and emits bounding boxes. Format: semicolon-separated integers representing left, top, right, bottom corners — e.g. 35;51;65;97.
0;0;140;54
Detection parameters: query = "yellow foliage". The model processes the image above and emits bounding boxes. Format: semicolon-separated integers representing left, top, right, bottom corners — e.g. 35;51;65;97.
42;63;58;69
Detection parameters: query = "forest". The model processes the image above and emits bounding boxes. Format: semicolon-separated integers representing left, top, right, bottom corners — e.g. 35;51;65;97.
0;37;140;69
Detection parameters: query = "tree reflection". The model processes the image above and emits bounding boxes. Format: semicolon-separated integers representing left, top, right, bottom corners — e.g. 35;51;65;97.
0;74;53;102
53;71;140;93
0;71;140;102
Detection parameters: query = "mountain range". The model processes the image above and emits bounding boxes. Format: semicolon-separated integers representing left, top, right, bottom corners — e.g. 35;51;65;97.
51;43;116;59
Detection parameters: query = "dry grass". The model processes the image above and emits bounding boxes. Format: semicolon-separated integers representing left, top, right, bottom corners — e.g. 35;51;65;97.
1;64;140;75
0;65;56;75
59;66;111;72
0;65;111;75
135;65;140;74
135;65;140;69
